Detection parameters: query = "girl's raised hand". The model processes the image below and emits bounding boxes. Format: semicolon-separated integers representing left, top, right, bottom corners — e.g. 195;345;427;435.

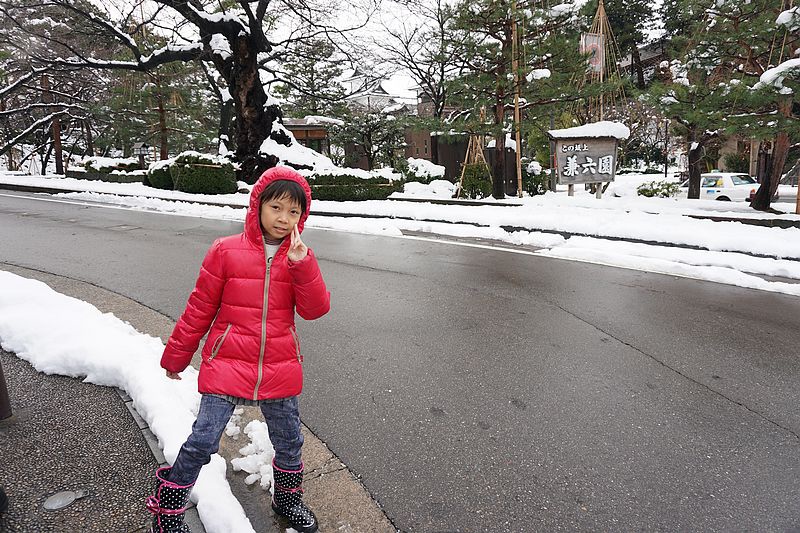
287;224;308;263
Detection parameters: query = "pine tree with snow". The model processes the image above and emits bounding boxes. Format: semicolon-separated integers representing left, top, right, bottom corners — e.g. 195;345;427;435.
273;38;347;119
445;0;590;198
329;111;405;171
654;0;799;208
0;0;373;182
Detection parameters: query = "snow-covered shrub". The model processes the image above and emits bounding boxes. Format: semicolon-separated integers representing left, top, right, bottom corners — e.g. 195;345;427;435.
459;163;492;199
307;173;402;201
145;159;175;190
170;152;237;195
405;157;447;184
636;180;680;198
83;157;140;173
396;179;457;198
522;157;548;196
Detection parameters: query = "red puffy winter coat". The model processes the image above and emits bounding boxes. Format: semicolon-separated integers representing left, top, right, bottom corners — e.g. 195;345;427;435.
161;167;330;400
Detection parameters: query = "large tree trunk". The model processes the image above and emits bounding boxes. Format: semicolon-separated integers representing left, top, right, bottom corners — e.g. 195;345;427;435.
430;134;439;165
84;120;94;157
0;99;13;170
751;93;792;211
218;98;234;155
157;92;168;160
52;117;63;175
224;35;285;184
631;44;645;90
687;130;702;199
41;74;63;175
492;92;505;199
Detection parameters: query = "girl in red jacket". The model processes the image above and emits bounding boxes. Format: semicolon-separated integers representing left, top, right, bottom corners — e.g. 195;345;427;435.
146;167;330;533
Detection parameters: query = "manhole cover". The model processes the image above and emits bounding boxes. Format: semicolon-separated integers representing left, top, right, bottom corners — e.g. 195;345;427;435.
107;224;140;231
43;489;89;510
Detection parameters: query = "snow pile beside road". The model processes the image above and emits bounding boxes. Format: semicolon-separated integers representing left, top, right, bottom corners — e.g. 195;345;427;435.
0;271;256;533
395;179;457;198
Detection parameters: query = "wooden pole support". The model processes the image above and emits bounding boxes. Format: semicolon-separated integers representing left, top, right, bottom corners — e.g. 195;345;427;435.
0;358;12;420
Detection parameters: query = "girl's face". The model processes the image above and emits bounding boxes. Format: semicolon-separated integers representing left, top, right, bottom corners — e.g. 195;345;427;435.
260;194;302;240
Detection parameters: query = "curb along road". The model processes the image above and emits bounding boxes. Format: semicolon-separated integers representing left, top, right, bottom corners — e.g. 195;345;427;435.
0;263;396;533
2;182;799;262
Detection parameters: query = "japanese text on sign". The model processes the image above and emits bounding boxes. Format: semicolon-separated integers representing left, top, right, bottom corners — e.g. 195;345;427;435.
554;137;617;185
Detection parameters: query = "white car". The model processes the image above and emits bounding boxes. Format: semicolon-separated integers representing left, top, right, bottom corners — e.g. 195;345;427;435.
679;172;773;202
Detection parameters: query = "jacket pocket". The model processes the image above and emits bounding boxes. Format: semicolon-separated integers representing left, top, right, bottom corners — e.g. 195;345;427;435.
209;323;233;361
290;326;303;363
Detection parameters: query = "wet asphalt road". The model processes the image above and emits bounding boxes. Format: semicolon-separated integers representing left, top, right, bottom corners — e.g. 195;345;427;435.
1;192;799;532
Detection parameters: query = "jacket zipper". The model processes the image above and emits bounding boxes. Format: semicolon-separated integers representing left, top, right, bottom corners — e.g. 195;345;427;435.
253;238;271;400
290;327;302;363
209;323;232;361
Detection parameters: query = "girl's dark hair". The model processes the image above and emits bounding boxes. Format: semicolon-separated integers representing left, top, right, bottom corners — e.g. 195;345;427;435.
258;179;307;215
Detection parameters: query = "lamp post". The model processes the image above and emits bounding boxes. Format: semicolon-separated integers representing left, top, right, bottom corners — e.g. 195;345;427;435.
132;142;150;170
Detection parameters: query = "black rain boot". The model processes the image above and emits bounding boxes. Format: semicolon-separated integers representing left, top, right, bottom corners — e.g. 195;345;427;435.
271;460;318;533
146;466;193;533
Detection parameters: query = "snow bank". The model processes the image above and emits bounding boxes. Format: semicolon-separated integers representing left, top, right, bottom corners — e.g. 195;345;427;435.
393;179;457;198
0;272;256;533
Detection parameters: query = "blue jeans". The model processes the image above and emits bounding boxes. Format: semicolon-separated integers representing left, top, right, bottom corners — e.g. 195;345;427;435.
168;395;304;486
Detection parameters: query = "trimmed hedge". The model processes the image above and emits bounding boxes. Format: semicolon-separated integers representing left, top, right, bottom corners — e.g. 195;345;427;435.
307;173;402;201
65;169;143;183
637;180;681;198
146;161;174;190
403;169;435;185
170;153;237;194
83;157;140;173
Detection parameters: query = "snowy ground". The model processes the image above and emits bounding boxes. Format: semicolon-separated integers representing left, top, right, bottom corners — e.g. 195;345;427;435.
2;170;800;297
1;171;799;532
0;271;277;533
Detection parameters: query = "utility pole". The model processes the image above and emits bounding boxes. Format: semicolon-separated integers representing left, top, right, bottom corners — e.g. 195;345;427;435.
664;118;669;181
511;0;523;197
0;359;11;420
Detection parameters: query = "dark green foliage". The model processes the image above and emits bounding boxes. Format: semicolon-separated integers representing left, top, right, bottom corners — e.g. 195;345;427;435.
651;0;799;205
66;169;143;183
170;153;237;194
307;173;401;201
273;39;347;118
403;170;434;185
460;163;492;199
723;152;749;174
97;62;218;159
84;158;140;172
637;180;680;198
403;161;444;185
146;162;174;190
521;159;548;196
329;112;406;171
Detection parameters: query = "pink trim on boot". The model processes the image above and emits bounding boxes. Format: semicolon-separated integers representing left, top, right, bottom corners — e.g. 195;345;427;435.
154;466;195;489
145;466;194;529
271;459;304;473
